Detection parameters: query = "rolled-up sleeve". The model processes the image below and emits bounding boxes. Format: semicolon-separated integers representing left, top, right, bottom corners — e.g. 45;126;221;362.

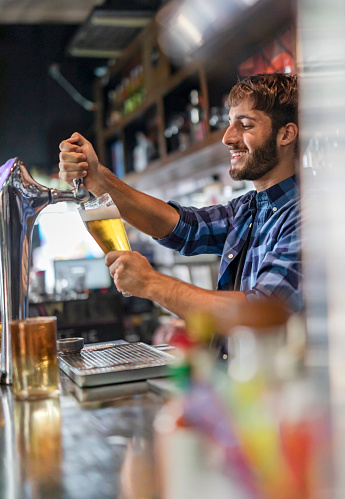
155;201;234;256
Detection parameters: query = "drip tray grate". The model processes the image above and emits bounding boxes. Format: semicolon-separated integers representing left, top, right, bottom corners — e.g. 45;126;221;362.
58;342;175;387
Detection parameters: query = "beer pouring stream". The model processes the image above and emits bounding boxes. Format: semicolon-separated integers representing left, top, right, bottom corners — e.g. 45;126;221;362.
0;158;89;385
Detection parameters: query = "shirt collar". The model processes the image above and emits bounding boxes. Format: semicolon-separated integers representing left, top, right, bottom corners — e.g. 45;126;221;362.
260;175;298;208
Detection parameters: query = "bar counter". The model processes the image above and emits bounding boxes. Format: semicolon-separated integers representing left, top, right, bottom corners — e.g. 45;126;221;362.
0;373;164;499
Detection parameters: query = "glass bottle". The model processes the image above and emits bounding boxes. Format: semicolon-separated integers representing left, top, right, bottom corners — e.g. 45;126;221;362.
187;89;206;144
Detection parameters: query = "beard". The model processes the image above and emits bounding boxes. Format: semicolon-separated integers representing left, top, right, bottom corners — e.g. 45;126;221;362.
229;130;279;181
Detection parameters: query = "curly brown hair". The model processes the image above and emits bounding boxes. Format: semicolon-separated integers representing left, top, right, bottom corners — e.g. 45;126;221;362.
227;73;298;133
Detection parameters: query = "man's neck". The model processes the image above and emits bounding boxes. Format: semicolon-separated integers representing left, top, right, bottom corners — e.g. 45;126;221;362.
253;161;296;192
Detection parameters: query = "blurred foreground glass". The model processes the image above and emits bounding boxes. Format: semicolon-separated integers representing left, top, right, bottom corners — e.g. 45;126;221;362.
11;316;60;400
15;398;62;495
79;192;131;296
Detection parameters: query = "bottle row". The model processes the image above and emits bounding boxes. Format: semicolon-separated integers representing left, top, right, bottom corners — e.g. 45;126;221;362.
107;88;230;177
106;64;146;127
165;91;230;155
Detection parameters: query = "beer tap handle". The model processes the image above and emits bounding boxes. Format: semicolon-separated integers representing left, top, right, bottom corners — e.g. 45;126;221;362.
73;178;90;204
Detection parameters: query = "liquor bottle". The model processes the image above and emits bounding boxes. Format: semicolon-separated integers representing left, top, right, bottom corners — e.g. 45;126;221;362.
187;89;206;144
107;87;122;126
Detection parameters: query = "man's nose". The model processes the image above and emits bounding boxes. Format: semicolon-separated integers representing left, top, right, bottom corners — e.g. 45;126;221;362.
222;123;240;146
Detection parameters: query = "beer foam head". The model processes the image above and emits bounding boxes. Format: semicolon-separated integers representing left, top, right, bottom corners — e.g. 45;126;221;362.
80;192;122;221
80;204;121;222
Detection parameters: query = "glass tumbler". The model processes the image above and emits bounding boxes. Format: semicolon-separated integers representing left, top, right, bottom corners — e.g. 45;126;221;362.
11;316;60;400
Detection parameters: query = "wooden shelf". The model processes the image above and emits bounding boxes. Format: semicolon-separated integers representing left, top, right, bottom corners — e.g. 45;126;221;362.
102;61;203;141
124;128;229;194
94;0;296;196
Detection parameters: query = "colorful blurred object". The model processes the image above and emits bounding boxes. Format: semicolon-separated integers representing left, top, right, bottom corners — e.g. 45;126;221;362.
154;313;331;499
238;27;295;76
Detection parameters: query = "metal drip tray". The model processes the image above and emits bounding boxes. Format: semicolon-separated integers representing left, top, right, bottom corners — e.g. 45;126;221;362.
58;342;175;387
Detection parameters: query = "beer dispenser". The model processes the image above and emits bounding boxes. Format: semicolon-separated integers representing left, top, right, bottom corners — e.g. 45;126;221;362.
0;158;89;385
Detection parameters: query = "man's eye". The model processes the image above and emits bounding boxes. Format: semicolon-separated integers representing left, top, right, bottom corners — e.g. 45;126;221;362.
242;123;252;129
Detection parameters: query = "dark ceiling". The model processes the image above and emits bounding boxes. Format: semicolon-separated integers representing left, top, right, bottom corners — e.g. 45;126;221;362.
0;0;270;173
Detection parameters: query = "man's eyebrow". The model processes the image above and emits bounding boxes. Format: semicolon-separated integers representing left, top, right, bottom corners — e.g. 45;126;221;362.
229;114;257;122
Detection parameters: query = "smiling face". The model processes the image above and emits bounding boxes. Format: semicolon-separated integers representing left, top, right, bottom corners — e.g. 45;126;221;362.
222;99;280;182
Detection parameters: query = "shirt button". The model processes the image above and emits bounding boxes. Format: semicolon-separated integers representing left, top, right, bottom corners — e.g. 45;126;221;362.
273;207;277;212
249;223;252;228
228;253;234;259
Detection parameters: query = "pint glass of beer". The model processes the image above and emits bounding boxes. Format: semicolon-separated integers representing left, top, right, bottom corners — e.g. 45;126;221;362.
11;316;60;400
79;193;131;295
79;193;131;253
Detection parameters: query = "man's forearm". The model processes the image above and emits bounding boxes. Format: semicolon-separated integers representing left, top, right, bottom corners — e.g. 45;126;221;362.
93;166;179;239
144;271;247;329
144;274;289;334
105;250;290;333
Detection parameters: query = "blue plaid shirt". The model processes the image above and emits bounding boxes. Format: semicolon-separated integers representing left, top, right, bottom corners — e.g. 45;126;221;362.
157;175;302;313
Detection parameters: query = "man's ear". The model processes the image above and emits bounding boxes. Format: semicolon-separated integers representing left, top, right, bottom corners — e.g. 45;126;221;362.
277;122;298;146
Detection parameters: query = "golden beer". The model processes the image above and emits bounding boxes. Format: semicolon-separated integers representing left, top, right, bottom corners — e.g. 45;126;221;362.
79;193;132;296
11;317;60;400
82;205;131;253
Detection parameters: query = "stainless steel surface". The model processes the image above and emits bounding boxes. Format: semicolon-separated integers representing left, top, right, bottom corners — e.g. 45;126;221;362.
0;158;90;385
58;342;175;387
0;375;163;499
57;337;85;354
72;177;90;203
70;380;149;403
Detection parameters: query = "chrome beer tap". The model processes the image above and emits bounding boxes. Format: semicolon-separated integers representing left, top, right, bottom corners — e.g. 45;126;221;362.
0;157;89;384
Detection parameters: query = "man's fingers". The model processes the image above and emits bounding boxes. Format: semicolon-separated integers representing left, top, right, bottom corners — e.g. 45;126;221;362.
59;132;87;151
108;262;122;280
106;254;128;283
59;148;88;183
105;251;123;267
113;264;123;280
59;150;87;163
59;140;79;152
58;160;87;173
59;170;87;182
58;163;88;175
66;132;85;146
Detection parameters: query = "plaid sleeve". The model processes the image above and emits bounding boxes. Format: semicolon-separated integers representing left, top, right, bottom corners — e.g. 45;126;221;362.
244;216;303;313
156;201;235;256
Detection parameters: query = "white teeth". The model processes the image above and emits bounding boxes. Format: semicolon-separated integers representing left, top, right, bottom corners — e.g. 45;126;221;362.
231;151;246;158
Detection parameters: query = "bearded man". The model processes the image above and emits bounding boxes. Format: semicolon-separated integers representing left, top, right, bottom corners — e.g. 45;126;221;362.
59;73;301;330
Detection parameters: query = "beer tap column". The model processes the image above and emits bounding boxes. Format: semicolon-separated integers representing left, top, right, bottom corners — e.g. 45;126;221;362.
0;158;89;385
